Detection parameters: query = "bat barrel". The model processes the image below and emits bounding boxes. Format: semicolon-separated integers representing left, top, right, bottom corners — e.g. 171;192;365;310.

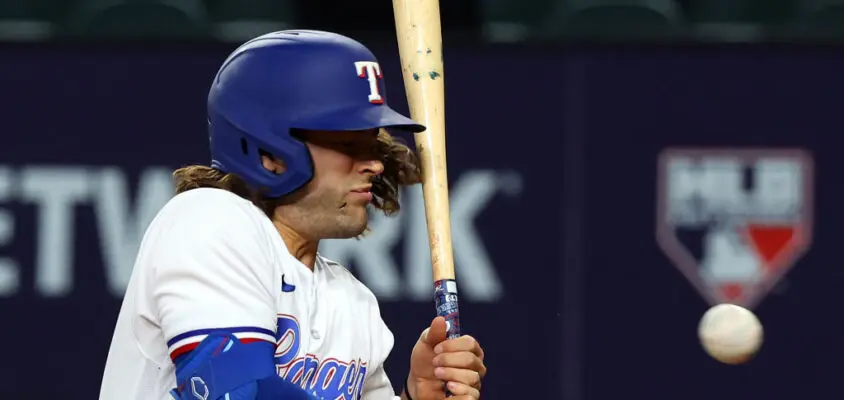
392;0;455;277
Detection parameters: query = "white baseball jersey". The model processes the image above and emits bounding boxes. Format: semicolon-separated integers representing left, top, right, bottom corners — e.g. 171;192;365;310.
100;188;399;400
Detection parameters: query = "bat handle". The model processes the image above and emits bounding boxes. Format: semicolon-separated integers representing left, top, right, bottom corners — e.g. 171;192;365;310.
433;278;461;397
434;279;461;339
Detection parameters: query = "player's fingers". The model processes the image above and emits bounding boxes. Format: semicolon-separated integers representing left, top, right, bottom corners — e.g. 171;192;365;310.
444;381;481;399
419;327;430;342
434;352;486;376
424;317;448;346
435;335;482;356
434;367;482;388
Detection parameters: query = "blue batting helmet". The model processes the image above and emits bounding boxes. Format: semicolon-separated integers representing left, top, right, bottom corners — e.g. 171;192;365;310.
207;30;425;198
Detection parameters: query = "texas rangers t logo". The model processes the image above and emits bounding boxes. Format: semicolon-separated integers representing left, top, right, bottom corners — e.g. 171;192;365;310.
656;148;814;309
354;61;384;104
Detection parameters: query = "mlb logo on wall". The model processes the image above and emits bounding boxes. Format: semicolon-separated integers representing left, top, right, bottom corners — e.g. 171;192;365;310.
656;148;814;309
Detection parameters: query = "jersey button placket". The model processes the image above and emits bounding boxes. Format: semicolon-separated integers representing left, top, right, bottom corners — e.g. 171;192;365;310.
309;268;321;341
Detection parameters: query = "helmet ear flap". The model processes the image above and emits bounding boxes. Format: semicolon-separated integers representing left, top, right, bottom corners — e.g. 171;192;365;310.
223;126;316;198
256;148;287;176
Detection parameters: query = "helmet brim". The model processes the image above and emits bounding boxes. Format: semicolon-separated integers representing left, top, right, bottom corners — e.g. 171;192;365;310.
291;104;426;133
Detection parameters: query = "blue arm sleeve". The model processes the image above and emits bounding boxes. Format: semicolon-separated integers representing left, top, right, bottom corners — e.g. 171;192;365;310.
169;333;316;400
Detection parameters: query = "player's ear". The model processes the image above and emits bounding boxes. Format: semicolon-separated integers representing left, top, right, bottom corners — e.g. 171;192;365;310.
259;150;286;175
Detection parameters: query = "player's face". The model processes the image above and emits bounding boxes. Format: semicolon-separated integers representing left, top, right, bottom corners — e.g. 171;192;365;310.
283;129;383;239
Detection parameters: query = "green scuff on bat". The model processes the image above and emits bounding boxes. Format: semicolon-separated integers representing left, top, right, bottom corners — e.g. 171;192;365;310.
410;71;441;81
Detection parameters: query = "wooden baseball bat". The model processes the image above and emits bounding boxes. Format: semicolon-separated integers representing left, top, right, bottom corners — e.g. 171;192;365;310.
392;0;461;341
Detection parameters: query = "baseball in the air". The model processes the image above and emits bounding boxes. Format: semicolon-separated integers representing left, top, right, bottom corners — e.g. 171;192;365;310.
697;303;763;365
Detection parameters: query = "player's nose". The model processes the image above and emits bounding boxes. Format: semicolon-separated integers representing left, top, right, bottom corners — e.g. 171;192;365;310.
359;159;384;176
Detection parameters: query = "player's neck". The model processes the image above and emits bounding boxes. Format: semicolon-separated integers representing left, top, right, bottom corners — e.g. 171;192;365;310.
272;220;318;271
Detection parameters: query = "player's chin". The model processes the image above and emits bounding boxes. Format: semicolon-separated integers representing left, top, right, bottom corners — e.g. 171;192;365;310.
334;224;368;239
328;213;369;238
348;215;369;236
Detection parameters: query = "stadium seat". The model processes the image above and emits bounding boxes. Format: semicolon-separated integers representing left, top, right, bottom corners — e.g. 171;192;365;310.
0;0;54;41
205;0;297;43
789;0;844;39
686;0;748;22
479;0;556;42
559;0;683;40
687;0;794;23
683;0;772;42
741;0;796;24
60;0;210;39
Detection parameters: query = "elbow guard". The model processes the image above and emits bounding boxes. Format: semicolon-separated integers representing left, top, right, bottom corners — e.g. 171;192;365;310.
169;332;316;400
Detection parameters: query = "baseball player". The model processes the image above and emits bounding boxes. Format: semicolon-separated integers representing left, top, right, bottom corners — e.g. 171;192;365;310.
99;30;486;400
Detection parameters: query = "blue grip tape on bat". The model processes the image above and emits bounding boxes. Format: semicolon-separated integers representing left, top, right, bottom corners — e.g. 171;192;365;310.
433;279;461;340
434;278;462;397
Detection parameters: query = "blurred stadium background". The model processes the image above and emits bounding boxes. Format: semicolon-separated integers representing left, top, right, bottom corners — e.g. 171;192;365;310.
1;0;843;399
